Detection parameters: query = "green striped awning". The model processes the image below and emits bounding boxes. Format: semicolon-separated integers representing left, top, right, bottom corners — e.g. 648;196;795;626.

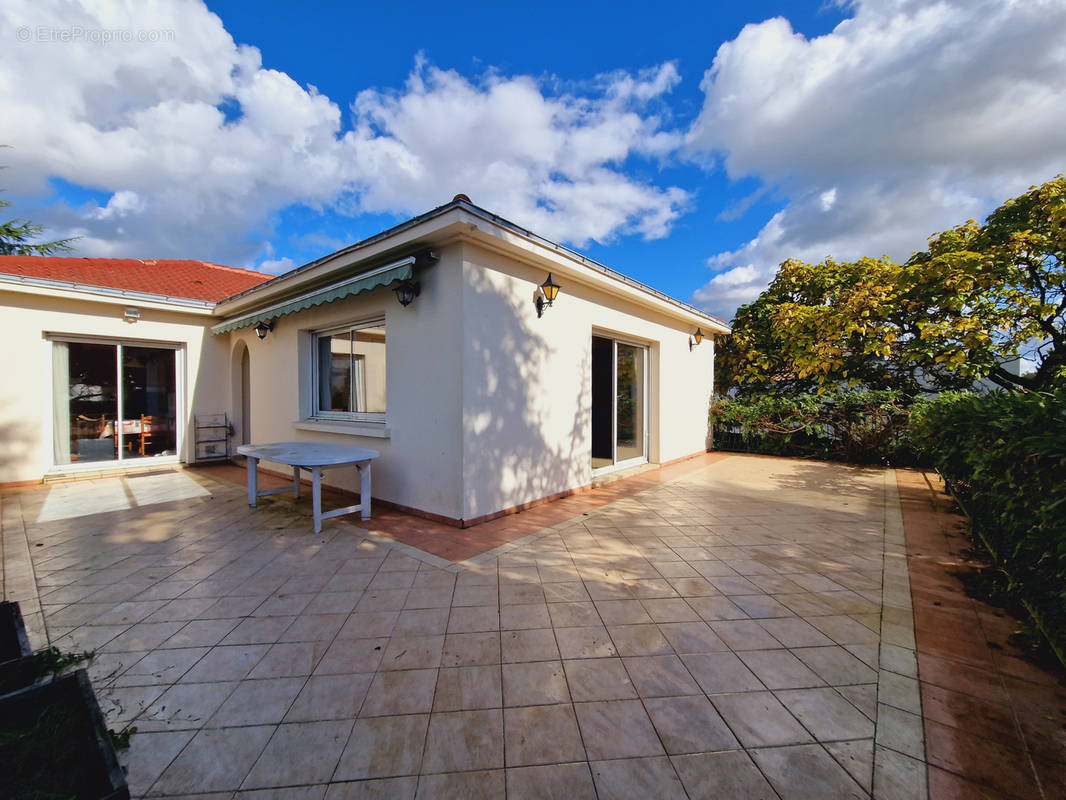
212;257;415;335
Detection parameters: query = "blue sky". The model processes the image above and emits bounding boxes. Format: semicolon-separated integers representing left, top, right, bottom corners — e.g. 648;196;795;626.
204;0;845;299
2;0;1064;318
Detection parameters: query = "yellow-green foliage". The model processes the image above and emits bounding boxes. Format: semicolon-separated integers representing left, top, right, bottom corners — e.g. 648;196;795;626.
718;176;1066;396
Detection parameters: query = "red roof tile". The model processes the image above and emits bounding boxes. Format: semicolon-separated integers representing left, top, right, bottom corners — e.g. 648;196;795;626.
0;255;271;302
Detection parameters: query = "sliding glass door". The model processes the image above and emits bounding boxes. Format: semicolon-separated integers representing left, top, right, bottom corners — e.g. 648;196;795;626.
52;340;179;466
591;335;648;472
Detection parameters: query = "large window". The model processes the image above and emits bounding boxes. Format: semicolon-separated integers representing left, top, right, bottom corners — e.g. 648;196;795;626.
313;320;386;420
52;339;180;466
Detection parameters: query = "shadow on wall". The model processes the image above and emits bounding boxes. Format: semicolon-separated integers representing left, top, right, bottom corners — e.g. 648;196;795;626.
462;268;590;520
0;409;41;481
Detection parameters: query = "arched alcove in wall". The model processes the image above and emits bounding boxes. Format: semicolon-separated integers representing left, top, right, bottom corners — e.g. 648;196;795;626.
230;339;251;446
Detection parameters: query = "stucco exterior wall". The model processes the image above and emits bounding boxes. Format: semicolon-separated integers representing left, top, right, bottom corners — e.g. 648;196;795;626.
0;288;227;484
1;220;718;524
459;242;715;521
226;246;465;520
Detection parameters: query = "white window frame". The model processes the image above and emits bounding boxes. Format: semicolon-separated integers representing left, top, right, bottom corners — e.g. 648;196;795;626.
43;334;186;473
591;331;650;477
310;318;387;423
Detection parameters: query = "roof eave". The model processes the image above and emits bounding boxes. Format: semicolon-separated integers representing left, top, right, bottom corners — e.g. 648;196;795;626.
213;199;731;334
0;272;218;311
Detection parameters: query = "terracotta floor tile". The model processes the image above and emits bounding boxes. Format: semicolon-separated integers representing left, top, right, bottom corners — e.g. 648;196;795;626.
14;456;1066;798
917;652;1010;703
919;683;1019;746
914;627;996;666
925;720;1042;798
927;765;1016;799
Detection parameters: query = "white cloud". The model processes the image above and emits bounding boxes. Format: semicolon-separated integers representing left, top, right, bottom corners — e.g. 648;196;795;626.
689;0;1066;318
0;1;688;269
348;60;688;246
258;257;294;275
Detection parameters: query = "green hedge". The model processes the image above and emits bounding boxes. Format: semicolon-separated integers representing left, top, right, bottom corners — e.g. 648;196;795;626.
710;390;921;465
911;391;1066;667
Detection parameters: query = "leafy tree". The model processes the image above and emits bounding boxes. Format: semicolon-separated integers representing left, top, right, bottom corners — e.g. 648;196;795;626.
0;195;75;255
0;155;75;255
907;176;1065;391
718;176;1065;396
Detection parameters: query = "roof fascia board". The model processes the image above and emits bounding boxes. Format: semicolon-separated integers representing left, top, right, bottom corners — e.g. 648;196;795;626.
0;273;216;314
211;198;729;334
456;220;731;334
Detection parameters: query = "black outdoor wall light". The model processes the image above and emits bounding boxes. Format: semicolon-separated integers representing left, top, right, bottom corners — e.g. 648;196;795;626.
534;273;561;318
254;321;273;340
689;327;705;351
394;279;421;307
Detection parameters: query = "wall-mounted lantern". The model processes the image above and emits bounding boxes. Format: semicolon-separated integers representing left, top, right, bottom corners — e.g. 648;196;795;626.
394;279;421;307
689;328;705;351
123;307;140;323
534;273;561;318
254;321;273;340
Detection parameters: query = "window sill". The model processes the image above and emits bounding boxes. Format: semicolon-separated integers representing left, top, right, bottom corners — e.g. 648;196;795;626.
293;419;391;439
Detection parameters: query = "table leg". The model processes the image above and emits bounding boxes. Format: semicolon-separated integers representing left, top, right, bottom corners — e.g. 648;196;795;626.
247;456;258;507
293;466;301;499
359;462;372;520
312;467;323;534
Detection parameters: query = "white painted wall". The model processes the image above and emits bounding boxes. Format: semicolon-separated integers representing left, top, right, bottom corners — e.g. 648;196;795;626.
459;242;715;520
2;234;717;525
227;247;465;519
0;288;228;484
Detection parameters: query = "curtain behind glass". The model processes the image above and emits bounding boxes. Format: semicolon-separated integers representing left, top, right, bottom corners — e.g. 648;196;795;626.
51;341;70;465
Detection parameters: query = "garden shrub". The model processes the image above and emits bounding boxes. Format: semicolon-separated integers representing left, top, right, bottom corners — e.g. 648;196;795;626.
710;390;921;465
911;390;1066;666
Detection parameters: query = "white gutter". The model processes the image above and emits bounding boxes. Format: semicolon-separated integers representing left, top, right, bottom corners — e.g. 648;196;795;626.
0;272;216;313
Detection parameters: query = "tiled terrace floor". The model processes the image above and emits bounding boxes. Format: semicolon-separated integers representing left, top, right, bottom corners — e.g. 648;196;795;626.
0;455;1060;798
192;453;733;563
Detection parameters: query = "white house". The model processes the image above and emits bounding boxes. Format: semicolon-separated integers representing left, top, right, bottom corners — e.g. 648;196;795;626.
1;196;729;527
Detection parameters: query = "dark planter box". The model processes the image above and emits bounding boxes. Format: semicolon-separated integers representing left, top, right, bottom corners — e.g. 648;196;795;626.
0;600;32;662
0;600;40;696
0;669;130;800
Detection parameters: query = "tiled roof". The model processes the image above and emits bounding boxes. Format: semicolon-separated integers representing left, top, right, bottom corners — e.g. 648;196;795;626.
0;255;271;302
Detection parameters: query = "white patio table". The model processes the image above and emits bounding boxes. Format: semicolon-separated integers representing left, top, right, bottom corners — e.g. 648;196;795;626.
236;441;380;533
